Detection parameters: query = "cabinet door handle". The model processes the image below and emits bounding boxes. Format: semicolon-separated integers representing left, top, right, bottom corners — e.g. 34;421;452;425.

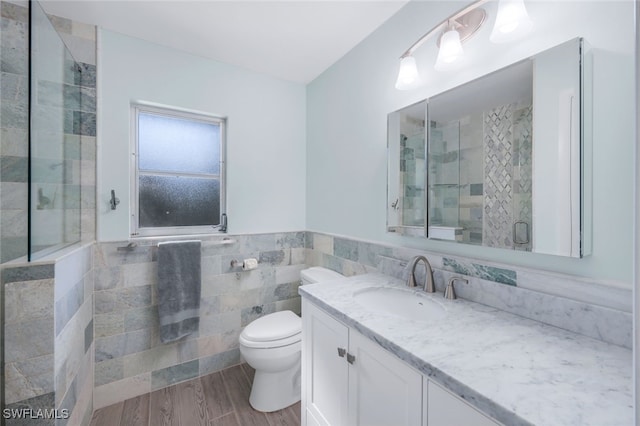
346;353;356;364
337;347;346;358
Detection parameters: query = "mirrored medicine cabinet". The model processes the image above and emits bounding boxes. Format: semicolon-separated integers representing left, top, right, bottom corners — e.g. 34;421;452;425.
387;37;592;258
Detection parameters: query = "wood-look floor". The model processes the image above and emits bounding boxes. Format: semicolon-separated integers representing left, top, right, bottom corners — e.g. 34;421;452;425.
89;364;301;426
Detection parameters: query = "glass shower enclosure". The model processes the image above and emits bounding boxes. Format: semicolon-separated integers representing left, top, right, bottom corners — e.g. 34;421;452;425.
29;1;84;259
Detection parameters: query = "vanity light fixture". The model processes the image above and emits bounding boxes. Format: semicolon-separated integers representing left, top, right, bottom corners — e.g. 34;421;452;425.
394;0;533;90
490;0;534;43
434;25;465;71
396;55;422;90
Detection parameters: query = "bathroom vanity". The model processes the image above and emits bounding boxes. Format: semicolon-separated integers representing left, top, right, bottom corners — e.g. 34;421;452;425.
299;274;632;426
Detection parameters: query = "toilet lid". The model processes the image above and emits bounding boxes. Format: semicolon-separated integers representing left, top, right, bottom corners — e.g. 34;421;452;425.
241;310;301;342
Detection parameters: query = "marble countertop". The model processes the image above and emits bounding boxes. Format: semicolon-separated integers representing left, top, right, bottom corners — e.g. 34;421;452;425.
299;273;633;426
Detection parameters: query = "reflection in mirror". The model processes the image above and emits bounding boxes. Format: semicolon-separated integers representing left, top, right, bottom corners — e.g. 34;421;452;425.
387;100;427;237
428;59;533;251
387;38;590;258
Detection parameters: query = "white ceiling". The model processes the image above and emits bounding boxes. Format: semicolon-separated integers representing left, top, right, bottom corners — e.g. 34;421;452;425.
40;0;409;84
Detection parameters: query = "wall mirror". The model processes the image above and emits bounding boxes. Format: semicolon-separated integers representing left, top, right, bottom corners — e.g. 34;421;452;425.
387;37;592;258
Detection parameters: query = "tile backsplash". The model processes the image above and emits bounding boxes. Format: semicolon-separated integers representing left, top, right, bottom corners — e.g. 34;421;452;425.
305;231;632;349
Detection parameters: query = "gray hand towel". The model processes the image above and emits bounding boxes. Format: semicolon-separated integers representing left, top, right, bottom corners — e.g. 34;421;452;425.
157;240;201;343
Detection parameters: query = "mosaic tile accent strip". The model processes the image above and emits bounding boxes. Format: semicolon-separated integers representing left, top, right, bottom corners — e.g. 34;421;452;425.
442;257;517;287
483;104;514;249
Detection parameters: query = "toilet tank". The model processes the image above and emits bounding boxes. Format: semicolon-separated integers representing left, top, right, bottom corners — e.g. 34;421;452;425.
300;266;343;285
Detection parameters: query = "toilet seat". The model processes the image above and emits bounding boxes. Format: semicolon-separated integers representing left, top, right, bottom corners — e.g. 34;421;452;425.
240;310;302;349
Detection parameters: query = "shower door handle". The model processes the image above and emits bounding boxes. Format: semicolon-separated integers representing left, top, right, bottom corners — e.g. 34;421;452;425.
110;190;120;210
513;221;530;244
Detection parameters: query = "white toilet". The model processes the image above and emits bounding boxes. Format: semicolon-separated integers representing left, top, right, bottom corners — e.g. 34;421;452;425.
239;266;343;412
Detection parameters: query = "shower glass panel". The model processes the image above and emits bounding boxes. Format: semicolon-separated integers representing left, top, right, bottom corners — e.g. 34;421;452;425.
29;1;82;259
401;131;426;228
428;121;460;228
386;100;427;237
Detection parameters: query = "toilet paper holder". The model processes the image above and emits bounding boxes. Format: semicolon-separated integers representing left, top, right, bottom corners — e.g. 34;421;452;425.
231;258;259;271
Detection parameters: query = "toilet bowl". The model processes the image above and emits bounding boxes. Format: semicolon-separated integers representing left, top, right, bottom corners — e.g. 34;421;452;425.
239;266;344;412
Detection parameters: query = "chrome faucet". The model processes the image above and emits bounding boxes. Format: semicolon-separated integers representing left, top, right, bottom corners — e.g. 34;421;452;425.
406;255;435;293
445;277;469;300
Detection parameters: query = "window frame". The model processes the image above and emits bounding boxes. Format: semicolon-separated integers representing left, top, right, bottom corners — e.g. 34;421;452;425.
130;102;226;238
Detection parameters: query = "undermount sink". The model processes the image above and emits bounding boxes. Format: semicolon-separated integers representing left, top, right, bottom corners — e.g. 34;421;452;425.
354;287;447;322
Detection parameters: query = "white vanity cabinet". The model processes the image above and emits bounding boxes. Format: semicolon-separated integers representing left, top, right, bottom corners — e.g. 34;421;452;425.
426;380;500;426
302;299;422;426
302;299;501;426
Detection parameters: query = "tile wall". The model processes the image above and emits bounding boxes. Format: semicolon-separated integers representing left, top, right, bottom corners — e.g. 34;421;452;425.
43;5;97;247
2;243;94;425
92;232;307;409
0;0;96;265
2;263;56;420
483;102;533;251
1;0;29;263
1;3;96;424
54;245;94;426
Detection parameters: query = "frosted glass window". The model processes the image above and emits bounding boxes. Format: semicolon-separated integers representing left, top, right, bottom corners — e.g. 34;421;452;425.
138;112;220;175
139;176;220;227
132;104;225;236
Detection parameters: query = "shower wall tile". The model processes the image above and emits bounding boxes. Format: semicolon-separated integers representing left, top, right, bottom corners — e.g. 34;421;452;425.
1;0;29;263
4;317;54;363
2;263;55;405
4;392;55;426
1;1;27;21
45;12;97;245
4;354;54;403
0;100;29;129
1;128;28;156
4;278;54;323
59;33;96;65
58;346;93;426
92;231;307;408
1;5;97;422
0;46;27;76
0;155;28;182
53;246;94;415
1;1;98;263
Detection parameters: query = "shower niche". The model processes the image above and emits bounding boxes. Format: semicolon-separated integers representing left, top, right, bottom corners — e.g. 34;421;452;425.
387;38;592;258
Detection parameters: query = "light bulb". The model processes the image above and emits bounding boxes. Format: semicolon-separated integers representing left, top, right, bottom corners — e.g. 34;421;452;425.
490;0;533;43
395;56;422;90
434;30;464;71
